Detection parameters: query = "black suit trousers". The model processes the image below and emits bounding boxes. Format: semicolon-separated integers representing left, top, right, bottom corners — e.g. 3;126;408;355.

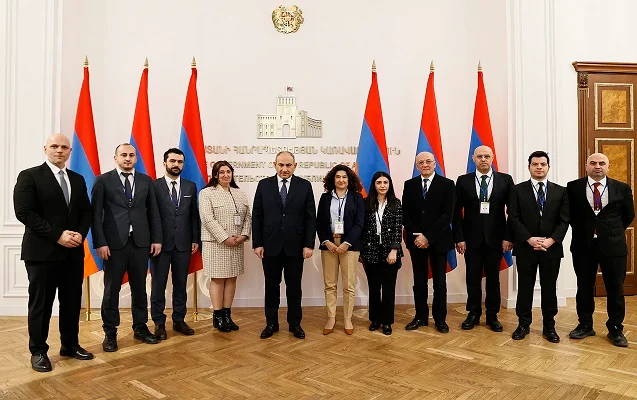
364;260;400;325
150;249;192;324
465;240;503;318
26;257;83;355
262;251;304;326
572;239;626;331
409;248;447;323
515;256;560;327
101;236;150;335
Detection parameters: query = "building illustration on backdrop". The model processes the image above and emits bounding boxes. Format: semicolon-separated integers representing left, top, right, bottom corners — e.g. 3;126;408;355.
257;87;322;139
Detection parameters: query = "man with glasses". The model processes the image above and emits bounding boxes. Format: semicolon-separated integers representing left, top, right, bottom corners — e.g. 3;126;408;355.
453;145;514;332
402;151;456;333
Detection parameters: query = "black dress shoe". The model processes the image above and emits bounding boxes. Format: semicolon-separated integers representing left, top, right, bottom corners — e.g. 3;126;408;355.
173;321;195;336
31;353;52;372
154;324;168;340
405;318;428;330
260;324;279;339
486;318;504;332
608;330;629;347
382;324;392;335
543;326;560;343
102;334;118;352
289;325;305;339
368;322;381;331
134;327;159;344
569;324;595;339
511;325;530;340
461;314;480;330
435;322;450;333
60;345;94;360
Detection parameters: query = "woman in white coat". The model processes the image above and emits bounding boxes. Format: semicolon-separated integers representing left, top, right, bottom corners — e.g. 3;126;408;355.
199;161;251;332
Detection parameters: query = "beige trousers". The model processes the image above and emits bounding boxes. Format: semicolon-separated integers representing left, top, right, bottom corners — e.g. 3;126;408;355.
321;237;359;320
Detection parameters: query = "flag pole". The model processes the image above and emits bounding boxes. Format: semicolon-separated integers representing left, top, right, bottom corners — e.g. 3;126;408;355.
192;271;199;321
85;276;91;321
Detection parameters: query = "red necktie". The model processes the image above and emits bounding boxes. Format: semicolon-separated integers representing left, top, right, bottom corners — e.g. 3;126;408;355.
593;182;602;211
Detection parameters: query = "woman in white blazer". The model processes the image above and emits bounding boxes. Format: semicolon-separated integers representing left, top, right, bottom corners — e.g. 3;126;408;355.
199;161;251;332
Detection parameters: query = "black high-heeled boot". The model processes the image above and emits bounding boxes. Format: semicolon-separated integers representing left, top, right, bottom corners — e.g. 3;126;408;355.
223;307;239;331
213;310;231;332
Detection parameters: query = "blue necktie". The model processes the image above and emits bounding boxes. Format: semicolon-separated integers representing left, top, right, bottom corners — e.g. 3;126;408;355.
280;179;288;205
537;182;545;212
422;178;429;200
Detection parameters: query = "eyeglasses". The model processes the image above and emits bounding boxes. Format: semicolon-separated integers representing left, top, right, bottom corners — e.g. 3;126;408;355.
416;160;435;166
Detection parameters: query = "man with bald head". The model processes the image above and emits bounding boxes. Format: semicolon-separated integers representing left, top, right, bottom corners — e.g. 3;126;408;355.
14;134;93;372
402;151;456;333
453;145;514;332
567;153;635;347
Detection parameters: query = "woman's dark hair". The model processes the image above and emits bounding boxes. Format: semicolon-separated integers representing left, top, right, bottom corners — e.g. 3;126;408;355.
365;171;399;212
322;164;363;193
206;161;239;188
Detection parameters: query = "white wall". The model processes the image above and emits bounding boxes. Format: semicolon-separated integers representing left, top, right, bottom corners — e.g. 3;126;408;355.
3;0;634;315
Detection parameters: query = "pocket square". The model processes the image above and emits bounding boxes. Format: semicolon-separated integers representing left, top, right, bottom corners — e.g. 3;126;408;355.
183;195;192;198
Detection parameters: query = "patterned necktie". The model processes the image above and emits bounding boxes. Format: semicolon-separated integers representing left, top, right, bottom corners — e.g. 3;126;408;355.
480;175;488;201
121;172;133;202
58;170;70;206
280;179;288;205
537;182;545;212
171;181;179;207
593;182;602;211
422;178;429;200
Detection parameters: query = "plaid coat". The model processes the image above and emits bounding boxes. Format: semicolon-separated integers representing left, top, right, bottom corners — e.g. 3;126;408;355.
360;200;404;265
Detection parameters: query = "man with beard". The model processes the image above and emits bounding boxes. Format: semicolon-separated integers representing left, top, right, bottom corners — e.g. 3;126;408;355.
150;148;200;339
92;143;162;351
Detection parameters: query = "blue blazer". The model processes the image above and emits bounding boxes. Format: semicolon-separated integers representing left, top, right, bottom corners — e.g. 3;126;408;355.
316;191;365;251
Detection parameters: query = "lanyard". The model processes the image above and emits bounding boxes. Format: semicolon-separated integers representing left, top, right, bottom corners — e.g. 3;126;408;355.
475;173;493;201
335;190;347;221
587;181;608;208
532;181;547;208
228;188;239;214
376;201;386;226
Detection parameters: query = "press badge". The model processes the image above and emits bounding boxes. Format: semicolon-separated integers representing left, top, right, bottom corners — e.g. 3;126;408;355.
234;215;242;226
480;202;490;214
334;221;345;234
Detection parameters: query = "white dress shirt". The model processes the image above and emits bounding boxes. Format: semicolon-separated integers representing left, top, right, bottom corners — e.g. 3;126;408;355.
530;178;548;202
116;167;136;198
277;174;291;191
475;169;493;200
46;160;72;199
586;176;608;215
164;175;181;205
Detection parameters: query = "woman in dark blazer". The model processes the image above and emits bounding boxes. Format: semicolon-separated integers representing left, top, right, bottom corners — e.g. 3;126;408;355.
317;164;365;335
361;171;404;335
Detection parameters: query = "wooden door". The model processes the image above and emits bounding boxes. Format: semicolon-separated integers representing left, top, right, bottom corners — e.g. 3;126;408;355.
573;62;637;296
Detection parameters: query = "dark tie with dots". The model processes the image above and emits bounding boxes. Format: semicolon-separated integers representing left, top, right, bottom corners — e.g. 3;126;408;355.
480;175;488;201
537;182;545;212
121;172;133;202
280;179;288;205
171;181;179;207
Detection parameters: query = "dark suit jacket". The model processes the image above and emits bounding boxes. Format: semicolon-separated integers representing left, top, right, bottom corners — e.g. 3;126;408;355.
153;177;200;252
567;177;635;257
13;163;92;262
402;174;455;253
316;191;364;251
453;171;514;249
360;200;404;265
508;180;569;259
252;175;316;257
91;169;162;250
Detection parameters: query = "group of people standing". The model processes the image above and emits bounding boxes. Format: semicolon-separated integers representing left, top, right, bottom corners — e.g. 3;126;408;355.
14;134;634;374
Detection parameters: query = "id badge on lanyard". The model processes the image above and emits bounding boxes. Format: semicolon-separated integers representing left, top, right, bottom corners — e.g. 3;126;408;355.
480;202;490;214
233;214;242;226
334;221;345;234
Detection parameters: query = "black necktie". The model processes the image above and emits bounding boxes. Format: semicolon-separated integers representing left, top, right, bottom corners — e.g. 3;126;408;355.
537;182;545;212
280;179;288;205
480;175;488;201
171;181;179;207
121;172;133;203
422;178;429;200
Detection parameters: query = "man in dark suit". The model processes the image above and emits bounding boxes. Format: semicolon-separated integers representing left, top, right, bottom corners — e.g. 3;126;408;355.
402;151;455;333
92;143;162;351
508;150;569;343
252;151;316;339
13;133;94;372
454;145;514;332
150;148;200;339
567;152;635;347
